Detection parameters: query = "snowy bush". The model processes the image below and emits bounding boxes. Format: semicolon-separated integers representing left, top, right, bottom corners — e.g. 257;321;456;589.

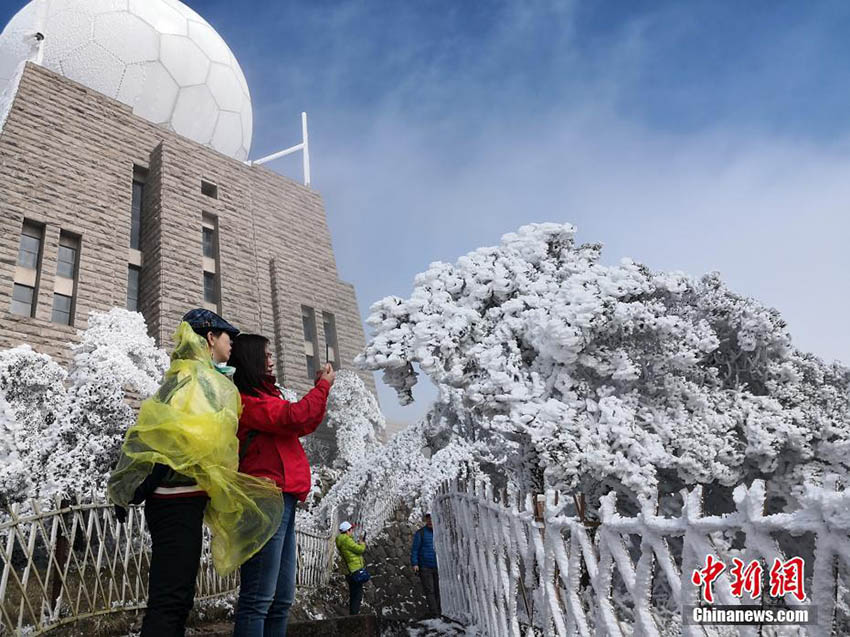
325;370;386;470
357;223;850;509
46;309;169;501
313;396;481;536
0;309;168;505
0;346;68;505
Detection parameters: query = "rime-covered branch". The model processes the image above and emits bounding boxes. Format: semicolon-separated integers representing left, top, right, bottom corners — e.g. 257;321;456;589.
357;223;850;502
0;309;168;505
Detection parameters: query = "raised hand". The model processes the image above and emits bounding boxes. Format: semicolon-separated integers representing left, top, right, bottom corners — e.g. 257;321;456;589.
317;362;336;387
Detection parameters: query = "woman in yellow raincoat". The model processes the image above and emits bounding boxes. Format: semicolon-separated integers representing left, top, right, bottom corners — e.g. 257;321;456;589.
108;309;283;637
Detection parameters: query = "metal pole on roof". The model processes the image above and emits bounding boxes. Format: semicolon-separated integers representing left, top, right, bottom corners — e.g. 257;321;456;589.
302;111;311;187
248;113;312;188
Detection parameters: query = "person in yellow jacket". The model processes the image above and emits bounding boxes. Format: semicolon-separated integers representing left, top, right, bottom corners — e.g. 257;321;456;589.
108;309;283;637
335;521;368;615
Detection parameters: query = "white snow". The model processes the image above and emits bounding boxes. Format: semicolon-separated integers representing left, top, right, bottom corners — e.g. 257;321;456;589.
325;370;386;471
355;222;850;510
0;308;167;506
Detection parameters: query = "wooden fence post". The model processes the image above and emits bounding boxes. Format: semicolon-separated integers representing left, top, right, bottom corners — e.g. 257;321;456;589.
50;498;71;608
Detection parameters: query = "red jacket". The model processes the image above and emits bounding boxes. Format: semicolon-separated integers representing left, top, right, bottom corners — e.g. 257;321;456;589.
237;376;330;501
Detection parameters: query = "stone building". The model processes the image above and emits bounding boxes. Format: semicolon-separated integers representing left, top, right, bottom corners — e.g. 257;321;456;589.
0;61;376;452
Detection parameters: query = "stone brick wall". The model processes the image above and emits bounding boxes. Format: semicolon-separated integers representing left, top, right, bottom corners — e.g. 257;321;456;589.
0;64;377;436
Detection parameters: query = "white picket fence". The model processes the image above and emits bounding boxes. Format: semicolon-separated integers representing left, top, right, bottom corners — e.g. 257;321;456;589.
432;477;850;637
0;496;333;635
296;524;336;589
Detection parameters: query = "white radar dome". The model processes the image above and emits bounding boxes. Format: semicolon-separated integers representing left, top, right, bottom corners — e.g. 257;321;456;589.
0;0;253;160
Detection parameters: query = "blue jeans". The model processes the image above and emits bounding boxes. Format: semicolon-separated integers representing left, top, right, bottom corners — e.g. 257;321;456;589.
234;494;297;636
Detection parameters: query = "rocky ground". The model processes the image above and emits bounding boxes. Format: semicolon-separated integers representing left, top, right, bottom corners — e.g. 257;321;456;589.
187;615;473;636
382;616;474;636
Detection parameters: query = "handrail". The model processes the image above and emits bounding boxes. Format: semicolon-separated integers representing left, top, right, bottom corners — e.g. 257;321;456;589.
0;495;332;635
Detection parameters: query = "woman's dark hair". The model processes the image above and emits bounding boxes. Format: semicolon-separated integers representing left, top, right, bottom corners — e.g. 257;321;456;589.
229;334;269;396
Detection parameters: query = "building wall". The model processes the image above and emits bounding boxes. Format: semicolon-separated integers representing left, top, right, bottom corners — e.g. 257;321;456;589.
0;64;376;441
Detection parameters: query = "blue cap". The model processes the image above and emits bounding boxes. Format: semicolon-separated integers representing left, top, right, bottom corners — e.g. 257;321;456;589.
181;308;240;337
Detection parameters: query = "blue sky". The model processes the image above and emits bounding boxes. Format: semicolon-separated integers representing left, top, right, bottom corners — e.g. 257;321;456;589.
4;1;849;426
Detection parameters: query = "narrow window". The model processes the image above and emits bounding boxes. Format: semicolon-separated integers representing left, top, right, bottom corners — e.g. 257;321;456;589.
201;214;219;311
52;232;79;325
302;306;319;380
11;283;35;317
202;226;216;259
51;294;73;325
322;312;339;370
11;221;43;317
128;167;147;319
130;180;143;250
203;271;218;305
17;225;41;269
127;265;140;312
201;180;218;199
57;240;77;279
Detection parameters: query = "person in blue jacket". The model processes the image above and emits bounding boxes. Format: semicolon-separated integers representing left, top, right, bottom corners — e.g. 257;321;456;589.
410;512;441;617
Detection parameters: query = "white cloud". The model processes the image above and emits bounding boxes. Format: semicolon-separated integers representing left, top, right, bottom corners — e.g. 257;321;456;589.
315;108;850;425
248;2;850;425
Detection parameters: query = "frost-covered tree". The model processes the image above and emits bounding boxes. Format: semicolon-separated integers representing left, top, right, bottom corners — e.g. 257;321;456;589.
0;346;68;505
301;372;387;516
46;309;169;500
357;223;850;509
0;395;23;503
325;370;386;470
313;397;479;536
0;309;168;505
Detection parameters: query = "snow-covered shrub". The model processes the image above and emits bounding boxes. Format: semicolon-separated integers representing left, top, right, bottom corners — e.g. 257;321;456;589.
357;223;850;508
301;371;387;513
46;309;169;500
313;396;480;536
302;464;341;510
0;309;168;505
325;370;386;470
0;395;23;504
0;346;68;505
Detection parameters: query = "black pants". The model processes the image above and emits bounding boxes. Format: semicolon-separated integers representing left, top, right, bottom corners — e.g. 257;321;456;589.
141;496;207;637
346;573;364;615
419;567;441;616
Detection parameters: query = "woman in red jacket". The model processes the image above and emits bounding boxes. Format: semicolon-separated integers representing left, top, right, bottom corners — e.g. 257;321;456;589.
229;333;335;636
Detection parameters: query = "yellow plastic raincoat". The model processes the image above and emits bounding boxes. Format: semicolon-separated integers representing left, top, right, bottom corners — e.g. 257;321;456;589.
108;322;283;575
